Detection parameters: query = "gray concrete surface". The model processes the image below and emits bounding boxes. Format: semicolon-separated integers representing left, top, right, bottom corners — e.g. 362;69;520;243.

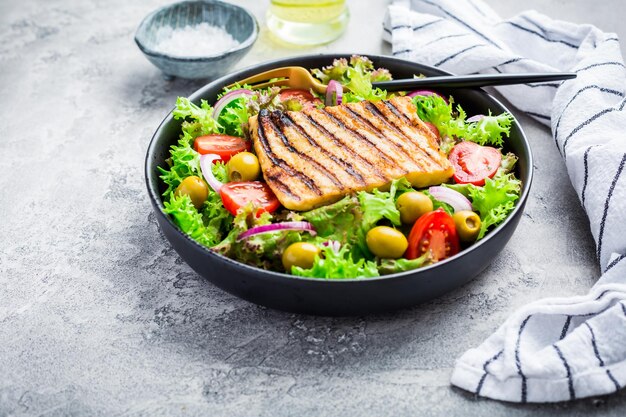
1;0;625;415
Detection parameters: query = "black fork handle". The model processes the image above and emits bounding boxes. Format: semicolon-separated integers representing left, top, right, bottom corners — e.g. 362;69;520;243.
371;72;576;91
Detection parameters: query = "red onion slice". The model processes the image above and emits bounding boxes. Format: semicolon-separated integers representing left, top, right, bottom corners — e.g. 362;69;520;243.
407;89;448;103
429;186;473;212
467;114;486;123
237;221;317;241
212;89;254;121
325;80;343;106
200;154;223;193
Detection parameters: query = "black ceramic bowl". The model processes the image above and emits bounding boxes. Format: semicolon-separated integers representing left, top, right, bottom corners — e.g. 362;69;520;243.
145;54;533;316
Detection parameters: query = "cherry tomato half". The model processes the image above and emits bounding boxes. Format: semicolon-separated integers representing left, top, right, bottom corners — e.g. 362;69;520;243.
405;209;460;262
278;89;323;111
194;134;250;162
219;181;281;217
449;141;501;186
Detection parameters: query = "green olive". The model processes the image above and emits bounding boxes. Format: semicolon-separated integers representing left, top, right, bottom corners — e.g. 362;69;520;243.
397;191;434;224
366;226;408;259
453;210;482;242
228;152;260;182
282;242;321;273
175;176;208;210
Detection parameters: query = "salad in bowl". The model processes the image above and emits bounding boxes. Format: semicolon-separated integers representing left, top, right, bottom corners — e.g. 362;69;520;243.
157;55;522;280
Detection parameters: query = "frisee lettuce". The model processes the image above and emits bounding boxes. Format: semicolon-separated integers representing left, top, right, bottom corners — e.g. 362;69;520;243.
292;244;380;279
469;173;521;239
312;55;392;103
446;172;521;239
158;132;201;195
412;94;514;151
160;67;523;277
471;113;515;147
164;193;229;247
162;159;232;246
211;84;293;137
413;94;467;144
215;83;255;137
246;86;285;116
218;101;248;137
301;196;364;256
173;97;221;138
160;97;225;194
213;204;313;271
356;179;409;256
301;178;412;259
358;178;411;230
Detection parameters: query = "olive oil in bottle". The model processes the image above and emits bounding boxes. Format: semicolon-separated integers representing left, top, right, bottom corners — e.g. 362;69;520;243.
267;0;349;46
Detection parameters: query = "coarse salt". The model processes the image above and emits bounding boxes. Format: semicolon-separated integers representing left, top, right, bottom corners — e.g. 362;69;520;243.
154;22;240;57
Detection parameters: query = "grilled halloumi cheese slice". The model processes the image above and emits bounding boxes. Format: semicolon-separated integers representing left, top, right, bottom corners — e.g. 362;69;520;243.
248;96;454;211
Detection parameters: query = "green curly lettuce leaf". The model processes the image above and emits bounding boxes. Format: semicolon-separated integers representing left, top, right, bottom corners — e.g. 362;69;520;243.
312;57;350;84
312;55;391;103
301;178;412;259
213;204;313;271
218;100;248;137
343;70;387;103
301;196;363;255
217;82;251;99
214;83;253;137
453;173;522;239
246;86;285;116
173;97;221;138
158;132;201;195
358;177;411;230
159;97;226;194
212;83;289;137
292;244;379;279
412;94;514;151
470;113;514;147
442;161;521;240
413;94;467;142
163;192;230;248
210;161;228;183
371;67;393;82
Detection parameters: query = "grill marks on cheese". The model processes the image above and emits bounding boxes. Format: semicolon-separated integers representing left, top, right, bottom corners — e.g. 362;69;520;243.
249;96;454;211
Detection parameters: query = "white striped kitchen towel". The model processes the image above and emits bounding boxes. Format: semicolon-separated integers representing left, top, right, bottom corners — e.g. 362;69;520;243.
384;0;626;403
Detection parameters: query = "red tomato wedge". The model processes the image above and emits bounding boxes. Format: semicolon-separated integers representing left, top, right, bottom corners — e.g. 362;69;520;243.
194;135;250;162
405;209;460;261
278;89;323;110
220;182;281;217
449;141;502;186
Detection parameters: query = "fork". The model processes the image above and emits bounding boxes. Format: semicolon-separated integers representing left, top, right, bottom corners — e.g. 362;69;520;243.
227;66;327;93
229;66;576;93
373;72;576;91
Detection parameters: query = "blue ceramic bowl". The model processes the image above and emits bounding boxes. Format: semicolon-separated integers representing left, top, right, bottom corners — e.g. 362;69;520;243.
135;0;259;79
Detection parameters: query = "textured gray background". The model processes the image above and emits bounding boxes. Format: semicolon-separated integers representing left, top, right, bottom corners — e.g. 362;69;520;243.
1;0;626;415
